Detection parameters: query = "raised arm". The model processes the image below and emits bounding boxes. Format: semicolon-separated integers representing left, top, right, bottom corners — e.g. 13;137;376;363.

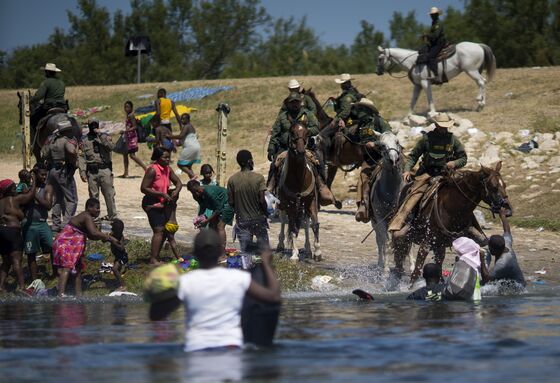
247;250;281;303
499;208;511;236
15;174;36;206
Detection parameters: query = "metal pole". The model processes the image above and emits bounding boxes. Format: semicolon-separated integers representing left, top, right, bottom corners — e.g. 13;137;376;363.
137;50;141;84
215;103;230;185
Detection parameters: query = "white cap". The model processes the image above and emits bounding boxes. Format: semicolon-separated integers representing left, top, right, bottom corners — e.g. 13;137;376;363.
429;7;442;15
287;79;301;89
334;73;353;84
42;63;62;72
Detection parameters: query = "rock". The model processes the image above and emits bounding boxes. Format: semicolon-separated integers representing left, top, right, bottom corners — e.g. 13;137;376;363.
504;92;514;98
517;129;531;137
529;155;547;164
479;144;502;167
468;130;487;143
494;131;514;141
389;120;402;132
556;132;560;141
408;114;428;126
457;118;474;130
522;158;540;169
538;139;559;151
535;132;555;142
549;168;560;174
548;156;560;167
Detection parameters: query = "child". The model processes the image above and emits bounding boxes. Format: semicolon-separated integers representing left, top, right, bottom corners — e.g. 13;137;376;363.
200;164;217;186
163;188;181;260
110;219;128;291
152;115;175;152
16;169;31;194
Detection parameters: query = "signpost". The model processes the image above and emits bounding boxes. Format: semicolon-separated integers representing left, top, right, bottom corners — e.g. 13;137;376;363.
125;36;151;84
215;103;230;185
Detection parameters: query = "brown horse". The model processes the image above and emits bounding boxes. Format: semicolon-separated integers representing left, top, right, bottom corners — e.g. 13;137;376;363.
17;91;81;163
392;162;512;283
306;90;364;187
276;122;322;261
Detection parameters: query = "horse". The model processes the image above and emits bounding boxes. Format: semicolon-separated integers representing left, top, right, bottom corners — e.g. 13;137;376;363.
376;42;496;115
392;162;512;284
306;90;364;188
367;132;403;273
276;122;322;261
17;91;81;163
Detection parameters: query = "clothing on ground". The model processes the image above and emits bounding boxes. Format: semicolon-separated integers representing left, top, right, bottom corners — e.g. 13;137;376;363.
52;224;86;269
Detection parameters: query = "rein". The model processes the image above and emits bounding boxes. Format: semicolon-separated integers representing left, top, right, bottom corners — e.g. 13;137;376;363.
448;172;493;212
382;49;417;79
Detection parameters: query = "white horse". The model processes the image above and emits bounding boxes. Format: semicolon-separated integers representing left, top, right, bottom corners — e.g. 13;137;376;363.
376;42;496;115
369;132;404;273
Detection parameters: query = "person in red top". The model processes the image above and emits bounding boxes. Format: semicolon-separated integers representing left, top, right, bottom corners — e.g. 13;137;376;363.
141;147;182;264
120;101;147;178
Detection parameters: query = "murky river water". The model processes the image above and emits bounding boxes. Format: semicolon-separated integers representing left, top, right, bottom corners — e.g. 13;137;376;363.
1;286;559;382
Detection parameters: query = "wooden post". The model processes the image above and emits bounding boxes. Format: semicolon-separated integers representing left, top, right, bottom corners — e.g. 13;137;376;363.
215;103;230;185
22;92;32;170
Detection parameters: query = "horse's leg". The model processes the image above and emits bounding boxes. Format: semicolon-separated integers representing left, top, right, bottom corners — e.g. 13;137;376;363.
375;221;390;274
309;199;321;261
276;210;285;253
326;164;337;188
288;214;299;261
408;246;417;274
409;84;422;116
421;80;436;116
410;241;430;284
303;215;311;257
392;235;411;277
433;245;446;268
465;69;487;111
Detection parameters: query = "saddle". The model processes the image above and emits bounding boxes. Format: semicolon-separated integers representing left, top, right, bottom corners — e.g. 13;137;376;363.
436;43;456;62
271;149;318;196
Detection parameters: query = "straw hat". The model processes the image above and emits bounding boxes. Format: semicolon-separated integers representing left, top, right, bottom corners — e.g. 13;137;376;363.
334;73;354;84
431;112;454;128
287;79;301;89
429;7;442;15
42;63;62;72
352;98;376;110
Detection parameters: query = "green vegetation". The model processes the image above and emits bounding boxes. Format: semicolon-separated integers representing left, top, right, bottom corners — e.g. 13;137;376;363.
2;0;559;88
532;115;560;134
510;218;560;232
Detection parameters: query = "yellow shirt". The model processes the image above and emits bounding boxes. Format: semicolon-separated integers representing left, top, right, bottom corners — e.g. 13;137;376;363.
159;98;172;122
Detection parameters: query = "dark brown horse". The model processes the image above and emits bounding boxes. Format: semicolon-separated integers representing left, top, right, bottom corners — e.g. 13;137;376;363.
17;91;81;163
276;122;322;261
306;90;364;187
392;162;512;283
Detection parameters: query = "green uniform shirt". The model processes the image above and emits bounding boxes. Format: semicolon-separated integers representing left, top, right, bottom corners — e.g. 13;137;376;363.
31;77;66;109
404;130;467;174
227;170;267;221
268;109;319;155
279;93;316;116
78;133;115;177
358;114;391;143
334;87;363;124
428;20;445;47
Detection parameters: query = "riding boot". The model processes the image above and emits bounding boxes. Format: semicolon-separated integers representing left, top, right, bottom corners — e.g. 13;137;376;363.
315;164;341;209
266;161;276;193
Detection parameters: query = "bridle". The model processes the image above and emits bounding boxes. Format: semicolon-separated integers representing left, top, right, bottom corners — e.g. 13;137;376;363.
449;171;509;214
378;48;416;79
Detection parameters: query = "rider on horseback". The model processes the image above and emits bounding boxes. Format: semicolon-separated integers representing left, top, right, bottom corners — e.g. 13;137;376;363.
417;7;447;83
389;112;466;237
267;92;339;208
277;79;316;116
332;73;365;130
352;98;392;223
30;63;67;128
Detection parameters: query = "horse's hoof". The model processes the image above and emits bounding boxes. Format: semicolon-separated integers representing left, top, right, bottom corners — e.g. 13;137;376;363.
276;245;285;253
290;254;299;262
313;251;322;262
334;200;342;210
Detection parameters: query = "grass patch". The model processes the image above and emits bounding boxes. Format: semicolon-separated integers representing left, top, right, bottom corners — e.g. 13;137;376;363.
272;256;332;292
509;217;560;232
532;115;560;134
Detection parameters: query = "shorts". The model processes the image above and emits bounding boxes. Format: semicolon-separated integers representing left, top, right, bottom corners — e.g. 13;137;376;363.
127;147;138;154
22;221;53;255
142;196;168;229
0;226;24;255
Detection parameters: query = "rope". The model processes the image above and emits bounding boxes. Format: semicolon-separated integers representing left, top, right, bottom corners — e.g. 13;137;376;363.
384;50;418;79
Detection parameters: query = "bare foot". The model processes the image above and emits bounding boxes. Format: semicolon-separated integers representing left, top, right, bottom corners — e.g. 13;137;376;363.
149;260;163;266
118;174;128;178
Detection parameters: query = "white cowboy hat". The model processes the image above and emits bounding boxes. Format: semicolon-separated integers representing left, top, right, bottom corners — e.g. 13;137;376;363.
42;63;62;72
334;73;354;84
352;98;376;110
429;7;442;15
287;79;301;89
431;112;454;128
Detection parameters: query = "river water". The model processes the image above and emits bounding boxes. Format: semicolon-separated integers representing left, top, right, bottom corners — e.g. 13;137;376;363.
1;284;559;383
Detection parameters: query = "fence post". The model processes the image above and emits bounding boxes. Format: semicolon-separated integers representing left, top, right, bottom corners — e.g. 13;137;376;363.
215;103;230;185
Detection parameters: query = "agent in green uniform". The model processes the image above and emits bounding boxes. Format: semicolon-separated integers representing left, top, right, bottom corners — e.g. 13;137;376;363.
420;7;447;81
30;63;66;128
277;79;316;117
389;112;466;235
332;73;365;128
78;120;118;221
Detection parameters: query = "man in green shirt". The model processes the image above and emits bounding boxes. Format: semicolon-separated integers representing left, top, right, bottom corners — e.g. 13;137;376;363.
389;112;466;236
187;179;234;248
30;63;66;128
228;150;270;267
418;7;447;82
332;73;365;128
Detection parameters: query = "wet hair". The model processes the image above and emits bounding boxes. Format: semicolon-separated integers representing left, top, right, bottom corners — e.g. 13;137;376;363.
34;162;48;171
422;263;442;281
124;100;133;109
488;235;506;256
194;230;222;265
200;164;214;175
111;219;125;239
236;149;253;167
150;146;170;161
186;179;201;192
18;169;30;181
85;198;100;209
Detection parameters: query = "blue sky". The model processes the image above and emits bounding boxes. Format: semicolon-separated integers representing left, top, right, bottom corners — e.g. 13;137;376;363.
0;0;464;52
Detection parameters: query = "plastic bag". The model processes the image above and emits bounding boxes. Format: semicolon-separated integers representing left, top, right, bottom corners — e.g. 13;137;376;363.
113;133;128;154
443;260;477;300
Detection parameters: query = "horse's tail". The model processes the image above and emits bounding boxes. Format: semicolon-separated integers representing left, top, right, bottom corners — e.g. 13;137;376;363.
479;43;496;82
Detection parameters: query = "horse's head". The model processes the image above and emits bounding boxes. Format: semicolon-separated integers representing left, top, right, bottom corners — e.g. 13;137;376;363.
376;46;389;76
480;161;513;216
289;122;308;156
377;131;402;167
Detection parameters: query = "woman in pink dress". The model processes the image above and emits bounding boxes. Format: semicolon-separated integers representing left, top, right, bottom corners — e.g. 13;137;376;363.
120;100;147;178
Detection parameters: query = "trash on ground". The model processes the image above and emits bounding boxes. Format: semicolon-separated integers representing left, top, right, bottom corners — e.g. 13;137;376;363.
107;291;138;297
536;227;545;232
311;275;335;291
515;139;538;153
534;268;547;275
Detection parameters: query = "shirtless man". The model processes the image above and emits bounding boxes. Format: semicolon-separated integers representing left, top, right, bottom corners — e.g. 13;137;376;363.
0;176;37;291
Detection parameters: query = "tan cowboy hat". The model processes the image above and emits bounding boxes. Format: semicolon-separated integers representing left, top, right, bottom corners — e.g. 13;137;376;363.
287;79;301;89
431;112;454;128
429;7;442;15
334;73;354;84
42;63;62;72
352;98;376;110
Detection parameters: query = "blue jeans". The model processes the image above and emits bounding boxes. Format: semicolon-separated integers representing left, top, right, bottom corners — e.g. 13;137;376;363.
235;217;270;258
